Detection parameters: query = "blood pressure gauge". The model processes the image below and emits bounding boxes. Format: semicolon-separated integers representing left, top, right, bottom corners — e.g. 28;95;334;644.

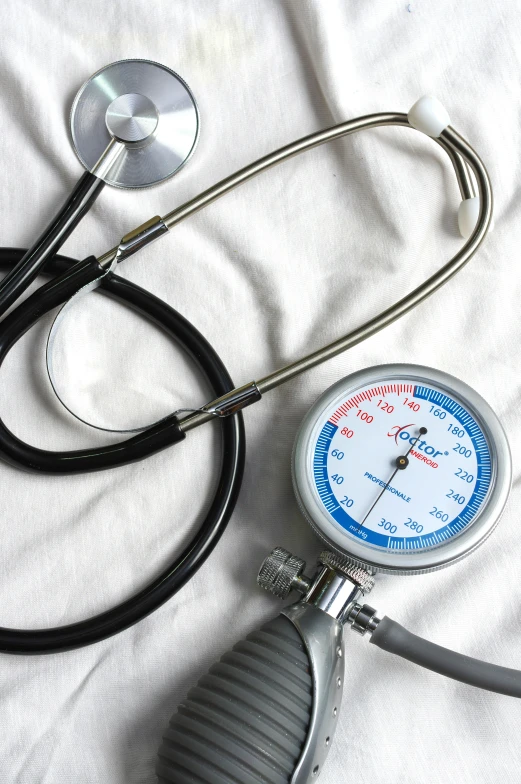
293;364;511;574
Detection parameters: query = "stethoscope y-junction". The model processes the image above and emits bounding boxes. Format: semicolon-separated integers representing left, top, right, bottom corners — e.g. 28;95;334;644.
0;58;491;663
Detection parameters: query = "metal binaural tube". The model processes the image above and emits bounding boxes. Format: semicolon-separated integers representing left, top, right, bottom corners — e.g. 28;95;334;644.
97;112;474;268
160;113;473;229
254;125;491;394
95;112;491;433
438;140;475;200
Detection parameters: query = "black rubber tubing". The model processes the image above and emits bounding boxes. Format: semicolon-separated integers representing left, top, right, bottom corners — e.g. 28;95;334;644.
0;252;190;473
0;248;245;653
0;172;104;318
371;616;521;697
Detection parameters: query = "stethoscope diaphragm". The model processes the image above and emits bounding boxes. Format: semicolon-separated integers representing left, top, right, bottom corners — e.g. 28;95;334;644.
70;58;199;188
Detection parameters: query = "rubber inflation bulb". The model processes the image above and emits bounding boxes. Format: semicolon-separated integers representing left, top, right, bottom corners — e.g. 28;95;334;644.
408;95;450;137
156;614;313;783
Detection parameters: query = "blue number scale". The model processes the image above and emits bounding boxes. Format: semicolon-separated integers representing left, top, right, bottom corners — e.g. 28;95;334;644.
293;365;511;574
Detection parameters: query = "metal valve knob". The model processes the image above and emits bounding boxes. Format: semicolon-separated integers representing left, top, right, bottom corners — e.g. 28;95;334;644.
257;546;312;598
257;546;376;600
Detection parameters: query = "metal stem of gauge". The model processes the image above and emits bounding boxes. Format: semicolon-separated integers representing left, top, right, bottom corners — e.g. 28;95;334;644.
96;117;491;434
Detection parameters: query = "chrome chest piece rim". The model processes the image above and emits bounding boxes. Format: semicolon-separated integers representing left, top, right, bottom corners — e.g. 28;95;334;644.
70;58;199;188
292;364;512;575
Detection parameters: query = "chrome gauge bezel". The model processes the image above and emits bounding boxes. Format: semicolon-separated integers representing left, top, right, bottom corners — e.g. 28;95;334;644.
292;364;512;574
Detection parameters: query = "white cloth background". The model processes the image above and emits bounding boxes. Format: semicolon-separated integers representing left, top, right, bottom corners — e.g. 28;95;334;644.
0;1;520;781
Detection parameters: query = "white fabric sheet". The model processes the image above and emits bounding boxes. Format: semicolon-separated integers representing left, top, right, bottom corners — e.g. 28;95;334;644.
1;1;520;781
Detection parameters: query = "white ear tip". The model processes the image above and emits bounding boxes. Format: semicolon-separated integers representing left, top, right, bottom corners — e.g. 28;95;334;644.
457;197;494;238
408;95;450;137
457;197;480;238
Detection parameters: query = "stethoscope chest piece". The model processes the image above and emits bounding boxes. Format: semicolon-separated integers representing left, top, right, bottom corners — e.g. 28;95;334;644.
70;58;199;188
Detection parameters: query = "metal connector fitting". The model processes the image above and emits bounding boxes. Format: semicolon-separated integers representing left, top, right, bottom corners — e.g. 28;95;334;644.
318;551;375;594
203;382;262;418
348;603;381;636
258;547;378;627
115;216;169;263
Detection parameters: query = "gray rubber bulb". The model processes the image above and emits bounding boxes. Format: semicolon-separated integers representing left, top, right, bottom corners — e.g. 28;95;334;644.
157;614;313;783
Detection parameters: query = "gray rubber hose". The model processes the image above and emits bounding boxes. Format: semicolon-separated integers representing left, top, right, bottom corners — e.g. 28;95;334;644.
371;616;521;697
157;614;313;783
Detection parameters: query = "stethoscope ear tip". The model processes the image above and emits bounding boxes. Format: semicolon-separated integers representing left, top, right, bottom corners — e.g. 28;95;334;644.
458;196;494;238
70;58;200;189
408;94;450;138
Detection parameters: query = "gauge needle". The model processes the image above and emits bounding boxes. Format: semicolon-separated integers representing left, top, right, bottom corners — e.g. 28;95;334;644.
358;426;427;529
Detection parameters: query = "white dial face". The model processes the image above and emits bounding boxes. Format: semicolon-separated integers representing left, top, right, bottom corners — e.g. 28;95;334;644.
303;373;497;562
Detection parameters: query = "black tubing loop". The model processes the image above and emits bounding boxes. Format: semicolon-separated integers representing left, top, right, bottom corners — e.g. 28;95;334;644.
0;172;103;317
0;248;245;653
371;616;521;698
0;253;186;473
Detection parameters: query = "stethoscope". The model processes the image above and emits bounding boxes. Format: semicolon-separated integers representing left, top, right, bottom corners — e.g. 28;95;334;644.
0;58;492;661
